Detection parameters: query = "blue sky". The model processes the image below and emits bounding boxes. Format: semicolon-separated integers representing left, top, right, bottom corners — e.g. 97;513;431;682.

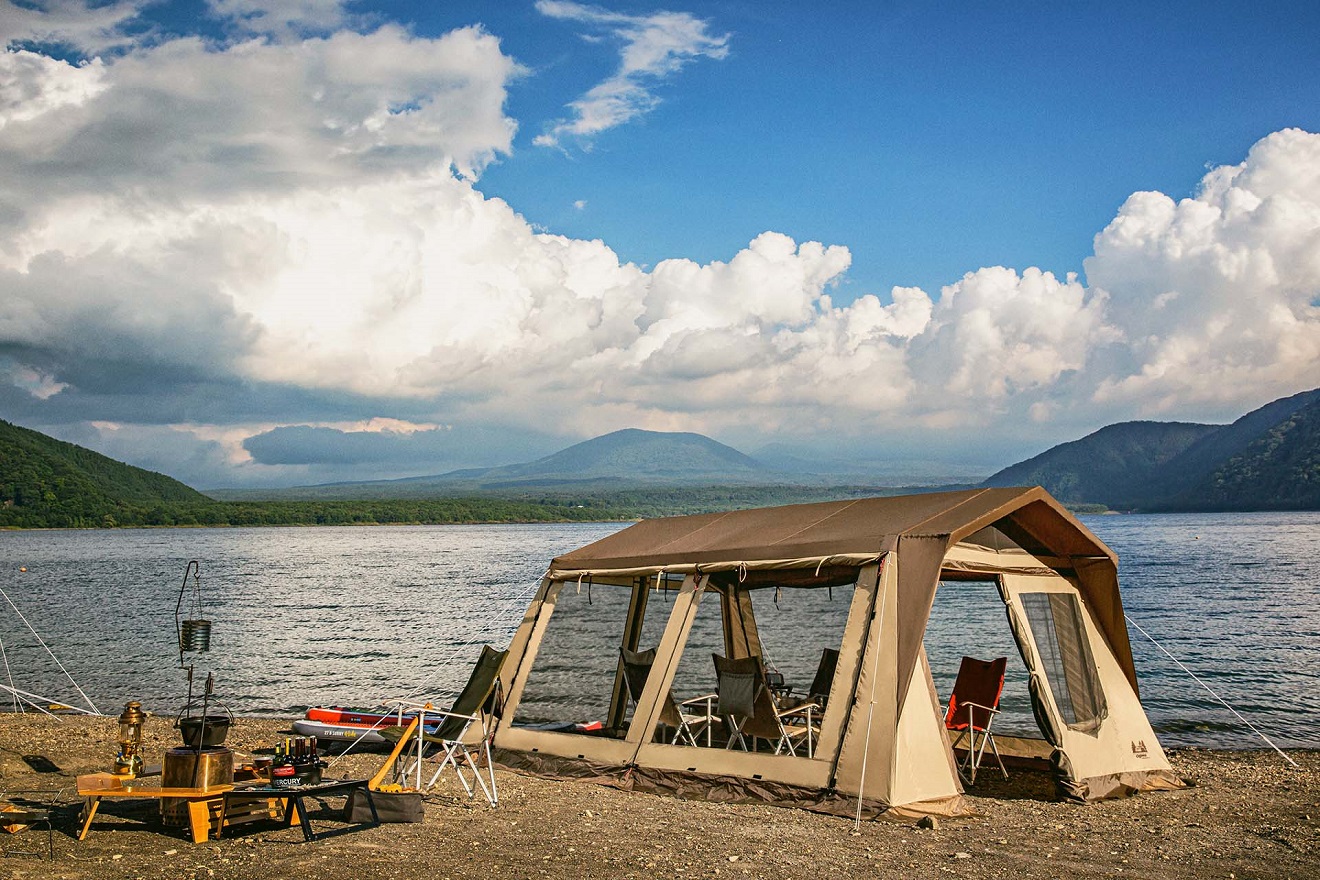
465;0;1320;295
1;0;1318;488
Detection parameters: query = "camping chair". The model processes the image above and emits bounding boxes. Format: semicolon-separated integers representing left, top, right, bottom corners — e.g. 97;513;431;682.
807;647;839;708
944;656;1009;783
387;644;508;805
782;647;839;711
712;654;819;757
620;647;714;747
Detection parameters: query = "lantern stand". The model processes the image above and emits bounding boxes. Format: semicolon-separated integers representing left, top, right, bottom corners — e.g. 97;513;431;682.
174;560;215;785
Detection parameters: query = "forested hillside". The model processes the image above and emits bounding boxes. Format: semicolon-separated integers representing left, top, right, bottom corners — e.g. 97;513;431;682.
982;421;1217;507
1159;396;1320;510
0;419;209;527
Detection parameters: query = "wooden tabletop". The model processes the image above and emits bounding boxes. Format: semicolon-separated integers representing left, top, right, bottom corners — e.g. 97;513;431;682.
76;773;235;799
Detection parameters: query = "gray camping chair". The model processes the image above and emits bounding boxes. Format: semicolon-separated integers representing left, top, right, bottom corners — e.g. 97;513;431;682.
712;654;819;757
620;646;714;747
388;644;508;805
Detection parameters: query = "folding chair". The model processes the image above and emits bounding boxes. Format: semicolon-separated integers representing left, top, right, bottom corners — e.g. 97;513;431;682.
944;656;1008;783
388;645;508;805
620;647;713;746
782;647;839;711
713;654;819;757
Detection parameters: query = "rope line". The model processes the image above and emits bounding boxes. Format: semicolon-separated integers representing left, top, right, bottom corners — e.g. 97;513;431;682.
0;681;100;716
1125;614;1297;767
391;577;544;705
0;634;18;713
0;583;100;715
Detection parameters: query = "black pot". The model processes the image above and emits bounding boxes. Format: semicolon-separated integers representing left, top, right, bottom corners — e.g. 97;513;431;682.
177;715;231;747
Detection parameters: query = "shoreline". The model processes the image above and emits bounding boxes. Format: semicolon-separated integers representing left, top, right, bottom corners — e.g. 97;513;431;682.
0;714;1315;879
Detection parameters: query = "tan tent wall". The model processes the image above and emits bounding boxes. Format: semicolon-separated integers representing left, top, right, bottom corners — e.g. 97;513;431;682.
889;646;964;808
893;534;951;716
813;564;881;766
831;556;899;803
998;571;1181;800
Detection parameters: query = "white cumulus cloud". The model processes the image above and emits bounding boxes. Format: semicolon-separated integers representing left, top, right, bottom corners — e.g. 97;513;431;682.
1085;128;1320;416
0;0;147;54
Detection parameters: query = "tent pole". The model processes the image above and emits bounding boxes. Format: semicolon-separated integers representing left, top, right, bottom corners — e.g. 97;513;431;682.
853;559;889;830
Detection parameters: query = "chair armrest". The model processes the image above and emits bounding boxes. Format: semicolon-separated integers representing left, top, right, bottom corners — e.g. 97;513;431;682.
959;701;999;715
421;709;479;723
680;693;717;708
776;701;820;720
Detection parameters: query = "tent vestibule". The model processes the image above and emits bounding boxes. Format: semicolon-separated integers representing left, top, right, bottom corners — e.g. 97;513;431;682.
490;487;1184;818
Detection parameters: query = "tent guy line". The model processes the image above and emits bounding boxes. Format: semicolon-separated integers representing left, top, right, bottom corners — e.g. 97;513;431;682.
1125;615;1298;768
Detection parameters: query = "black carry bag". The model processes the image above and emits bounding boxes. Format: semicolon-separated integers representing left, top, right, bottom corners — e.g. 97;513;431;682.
344;788;424;823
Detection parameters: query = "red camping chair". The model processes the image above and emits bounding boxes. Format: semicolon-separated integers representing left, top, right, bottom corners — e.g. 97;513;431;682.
944;656;1009;783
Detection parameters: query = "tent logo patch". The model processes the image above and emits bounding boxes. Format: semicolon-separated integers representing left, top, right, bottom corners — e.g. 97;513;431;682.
1131;740;1149;758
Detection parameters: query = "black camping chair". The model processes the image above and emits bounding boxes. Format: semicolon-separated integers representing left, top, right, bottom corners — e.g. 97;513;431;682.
782;647;840;711
712;653;819;757
620;647;713;747
387;644;508;804
807;647;839;708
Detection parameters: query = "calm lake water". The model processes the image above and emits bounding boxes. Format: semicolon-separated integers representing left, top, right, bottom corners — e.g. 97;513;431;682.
0;512;1316;750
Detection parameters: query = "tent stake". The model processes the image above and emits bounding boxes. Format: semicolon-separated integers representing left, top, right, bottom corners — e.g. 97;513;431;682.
1125;615;1297;767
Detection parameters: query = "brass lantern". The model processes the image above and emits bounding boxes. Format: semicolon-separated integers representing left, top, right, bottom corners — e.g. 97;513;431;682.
113;701;146;777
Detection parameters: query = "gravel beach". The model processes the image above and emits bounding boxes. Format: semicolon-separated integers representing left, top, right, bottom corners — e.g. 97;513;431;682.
0;714;1316;879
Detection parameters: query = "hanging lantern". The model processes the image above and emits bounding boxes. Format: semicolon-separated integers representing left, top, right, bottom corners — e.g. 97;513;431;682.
175;560;211;661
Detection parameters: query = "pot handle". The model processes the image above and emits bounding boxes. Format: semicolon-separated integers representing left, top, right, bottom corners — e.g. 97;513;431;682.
173;698;235;726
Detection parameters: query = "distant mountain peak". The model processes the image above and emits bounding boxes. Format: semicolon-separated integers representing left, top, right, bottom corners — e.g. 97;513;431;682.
494;428;769;482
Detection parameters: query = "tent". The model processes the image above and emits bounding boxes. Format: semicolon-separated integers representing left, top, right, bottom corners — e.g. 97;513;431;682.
490;487;1184;818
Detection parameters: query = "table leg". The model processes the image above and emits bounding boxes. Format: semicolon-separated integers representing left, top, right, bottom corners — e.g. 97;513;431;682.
78;797;100;841
292;796;316;842
187;799;211;844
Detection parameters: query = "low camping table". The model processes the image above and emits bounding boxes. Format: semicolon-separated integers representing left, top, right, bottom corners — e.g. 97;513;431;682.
76;773;234;844
220;779;377;842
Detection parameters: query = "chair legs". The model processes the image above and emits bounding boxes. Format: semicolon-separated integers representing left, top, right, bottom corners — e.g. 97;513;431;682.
669;720;698;747
395;731;499;807
723;716;749;751
950;726;1008;783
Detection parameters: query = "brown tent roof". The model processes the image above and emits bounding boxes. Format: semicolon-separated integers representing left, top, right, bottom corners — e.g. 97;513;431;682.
553;486;1114;574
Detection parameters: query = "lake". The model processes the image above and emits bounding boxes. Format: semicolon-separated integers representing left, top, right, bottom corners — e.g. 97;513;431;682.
0;512;1316;750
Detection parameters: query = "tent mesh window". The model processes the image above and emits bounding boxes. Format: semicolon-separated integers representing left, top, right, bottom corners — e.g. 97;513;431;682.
1020;592;1107;732
516;581;635;728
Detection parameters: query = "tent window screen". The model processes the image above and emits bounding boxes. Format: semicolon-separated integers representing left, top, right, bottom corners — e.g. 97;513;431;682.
1020;592;1107;732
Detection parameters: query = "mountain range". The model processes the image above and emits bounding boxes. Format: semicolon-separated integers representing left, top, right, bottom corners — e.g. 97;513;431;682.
4;388;1319;520
983;388;1320;510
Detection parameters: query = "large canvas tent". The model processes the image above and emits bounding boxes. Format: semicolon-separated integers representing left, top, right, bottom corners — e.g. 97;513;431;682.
490;487;1184;818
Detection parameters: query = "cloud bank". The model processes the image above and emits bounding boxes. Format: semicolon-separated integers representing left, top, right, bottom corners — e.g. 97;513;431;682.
1;5;1318;487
